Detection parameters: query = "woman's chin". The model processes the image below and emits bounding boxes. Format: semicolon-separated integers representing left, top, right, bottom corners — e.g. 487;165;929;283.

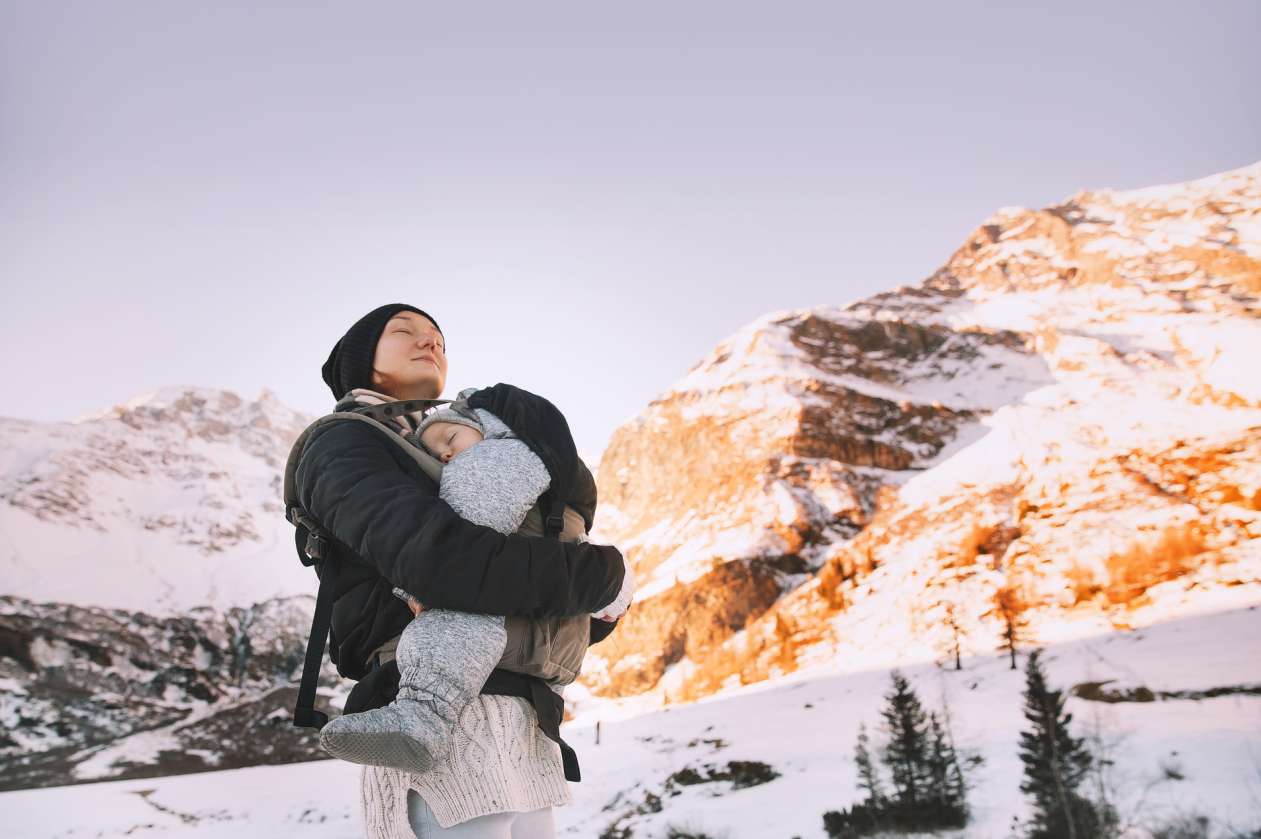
401;373;444;399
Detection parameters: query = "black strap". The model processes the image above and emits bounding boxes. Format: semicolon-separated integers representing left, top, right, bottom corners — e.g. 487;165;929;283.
533;490;581;779
292;513;339;730
481;669;581;782
541;490;566;539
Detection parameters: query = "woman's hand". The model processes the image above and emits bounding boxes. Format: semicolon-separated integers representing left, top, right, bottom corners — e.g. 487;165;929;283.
591;561;635;621
392;586;425;617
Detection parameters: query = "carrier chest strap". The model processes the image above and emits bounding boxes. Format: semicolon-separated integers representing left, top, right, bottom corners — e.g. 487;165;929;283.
352;398;451;427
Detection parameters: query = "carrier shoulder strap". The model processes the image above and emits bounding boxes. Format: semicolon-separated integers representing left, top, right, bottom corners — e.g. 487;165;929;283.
282;400;452;512
288;504;337;726
540;490;566;539
282;401;450;730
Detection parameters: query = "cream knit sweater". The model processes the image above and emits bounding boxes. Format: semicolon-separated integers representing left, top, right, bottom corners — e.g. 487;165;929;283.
359;691;571;835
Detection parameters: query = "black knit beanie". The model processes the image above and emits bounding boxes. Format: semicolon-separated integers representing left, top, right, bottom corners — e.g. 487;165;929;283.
321;303;443;400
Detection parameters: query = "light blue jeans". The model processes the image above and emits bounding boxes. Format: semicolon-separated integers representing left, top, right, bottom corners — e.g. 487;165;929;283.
407;790;556;839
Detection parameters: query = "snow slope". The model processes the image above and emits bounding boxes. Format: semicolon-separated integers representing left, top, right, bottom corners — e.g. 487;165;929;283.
0;387;312;612
3;605;1259;838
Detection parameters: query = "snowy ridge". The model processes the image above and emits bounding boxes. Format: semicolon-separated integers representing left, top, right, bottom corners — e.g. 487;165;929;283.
0;387;314;612
587;160;1261;707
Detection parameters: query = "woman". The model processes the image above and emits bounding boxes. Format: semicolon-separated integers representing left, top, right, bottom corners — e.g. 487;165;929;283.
295;303;630;837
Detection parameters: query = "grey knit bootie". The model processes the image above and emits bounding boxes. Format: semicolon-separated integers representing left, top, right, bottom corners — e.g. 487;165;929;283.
319;609;508;773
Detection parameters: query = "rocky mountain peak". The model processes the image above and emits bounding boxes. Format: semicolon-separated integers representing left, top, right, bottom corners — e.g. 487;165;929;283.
585;161;1261;703
77;386;309;457
0;387;314;612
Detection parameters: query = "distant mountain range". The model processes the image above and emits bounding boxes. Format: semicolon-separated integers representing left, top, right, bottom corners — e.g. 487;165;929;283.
0;387;311;612
1;162;1257;790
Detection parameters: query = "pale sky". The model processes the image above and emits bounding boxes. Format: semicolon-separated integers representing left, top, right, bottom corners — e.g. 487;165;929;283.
3;1;1258;457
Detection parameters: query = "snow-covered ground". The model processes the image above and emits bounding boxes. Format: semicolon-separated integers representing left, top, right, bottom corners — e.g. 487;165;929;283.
6;604;1259;839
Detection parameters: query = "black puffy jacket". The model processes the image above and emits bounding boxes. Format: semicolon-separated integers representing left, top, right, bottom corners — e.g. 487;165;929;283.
292;383;626;680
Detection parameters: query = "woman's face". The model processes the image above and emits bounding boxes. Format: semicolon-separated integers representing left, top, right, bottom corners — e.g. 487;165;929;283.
371;311;448;399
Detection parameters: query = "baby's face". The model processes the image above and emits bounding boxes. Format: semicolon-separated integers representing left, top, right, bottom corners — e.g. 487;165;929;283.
420;421;484;464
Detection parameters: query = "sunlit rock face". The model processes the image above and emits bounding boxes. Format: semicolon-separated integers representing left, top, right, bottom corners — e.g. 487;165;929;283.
583;162;1261;702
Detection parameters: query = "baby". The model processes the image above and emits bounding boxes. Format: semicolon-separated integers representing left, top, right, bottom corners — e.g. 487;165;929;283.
384;412;486;609
317;391;633;774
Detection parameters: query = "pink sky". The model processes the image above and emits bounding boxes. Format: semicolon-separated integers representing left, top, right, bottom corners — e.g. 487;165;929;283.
3;1;1258;456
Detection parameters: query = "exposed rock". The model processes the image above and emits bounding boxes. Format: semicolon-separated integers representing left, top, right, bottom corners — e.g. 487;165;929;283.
583;161;1261;701
0;595;337;791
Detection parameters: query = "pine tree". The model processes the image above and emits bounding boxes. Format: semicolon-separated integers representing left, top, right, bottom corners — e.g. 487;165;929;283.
854;722;885;805
933;595;968;676
879;671;932;826
937;691;970;811
925;712;968;826
827;679;973;838
1018;650;1105;839
992;583;1030;670
942;599;965;671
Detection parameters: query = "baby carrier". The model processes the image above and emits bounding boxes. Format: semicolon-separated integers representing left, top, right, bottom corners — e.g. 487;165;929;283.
282;386;597;780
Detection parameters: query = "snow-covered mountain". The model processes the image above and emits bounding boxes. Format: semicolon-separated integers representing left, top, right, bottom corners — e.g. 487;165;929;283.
585;161;1261;704
0;386;311;612
1;162;1258;823
0;387;333;789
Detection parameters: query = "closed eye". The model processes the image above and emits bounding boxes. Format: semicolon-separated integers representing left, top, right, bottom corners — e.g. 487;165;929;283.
396;326;443;351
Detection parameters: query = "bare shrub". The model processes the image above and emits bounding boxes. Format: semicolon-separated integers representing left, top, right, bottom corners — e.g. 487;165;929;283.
1066;562;1102;605
1103;521;1208;605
